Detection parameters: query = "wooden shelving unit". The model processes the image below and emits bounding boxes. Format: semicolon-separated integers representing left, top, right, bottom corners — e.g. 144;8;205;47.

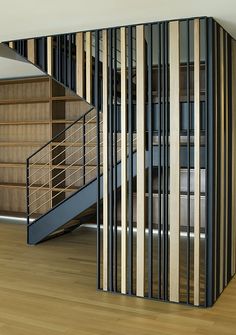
0;75;90;215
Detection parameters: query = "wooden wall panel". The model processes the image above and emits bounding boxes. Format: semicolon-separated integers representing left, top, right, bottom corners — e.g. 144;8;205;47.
27;39;36;64
136;25;145;298
102;30;108;291
120;27;127;294
76;33;84;97
169;21;180;303
194;18;200;306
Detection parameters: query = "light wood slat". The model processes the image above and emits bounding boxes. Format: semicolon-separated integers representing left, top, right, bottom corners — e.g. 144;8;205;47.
169;20;180;303
86;32;92;103
220;27;225;293
9;42;14;48
232;40;236;276
76;33;84;97
47;37;53;76
102;30;108;291
136;25;146;297
27;39;36;64
120;27;127;294
194;19;200;306
225;33;229;286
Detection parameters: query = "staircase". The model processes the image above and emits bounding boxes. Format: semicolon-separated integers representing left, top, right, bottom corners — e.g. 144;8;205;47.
27;106;103;244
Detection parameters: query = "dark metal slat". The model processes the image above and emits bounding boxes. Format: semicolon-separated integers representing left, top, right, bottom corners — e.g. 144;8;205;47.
95;30;101;290
128;26;133;295
108;28;114;291
147;23;153;299
186;19;191;304
113;28;118;292
157;22;162;300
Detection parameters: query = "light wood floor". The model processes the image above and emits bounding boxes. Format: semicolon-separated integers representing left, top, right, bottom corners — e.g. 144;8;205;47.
0;223;235;335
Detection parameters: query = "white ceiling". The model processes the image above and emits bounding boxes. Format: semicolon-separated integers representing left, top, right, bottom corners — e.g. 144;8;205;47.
0;44;44;79
1;0;236;41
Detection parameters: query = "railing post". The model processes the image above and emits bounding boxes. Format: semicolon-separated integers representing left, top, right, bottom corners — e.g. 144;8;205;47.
26;158;30;244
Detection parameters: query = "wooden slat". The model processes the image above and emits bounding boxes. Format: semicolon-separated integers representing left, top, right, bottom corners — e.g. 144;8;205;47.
86;32;92;103
102;30;108;291
9;42;14;49
220;27;225;293
27;39;36;64
194;18;200;306
76;33;84;97
169;21;180;303
47;37;53;76
136;25;145;297
232;40;236;276
120;27;127;294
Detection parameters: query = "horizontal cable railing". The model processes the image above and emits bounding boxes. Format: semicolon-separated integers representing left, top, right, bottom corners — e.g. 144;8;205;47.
26;107;103;223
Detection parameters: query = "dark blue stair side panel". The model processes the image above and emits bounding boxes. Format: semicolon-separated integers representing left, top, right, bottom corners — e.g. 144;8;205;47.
29;177;101;244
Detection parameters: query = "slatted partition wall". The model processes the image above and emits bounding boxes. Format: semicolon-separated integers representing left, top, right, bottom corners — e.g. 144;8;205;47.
6;16;236;307
212;21;236;302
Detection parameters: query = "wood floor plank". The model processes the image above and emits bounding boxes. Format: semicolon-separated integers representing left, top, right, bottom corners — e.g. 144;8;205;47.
0;223;236;335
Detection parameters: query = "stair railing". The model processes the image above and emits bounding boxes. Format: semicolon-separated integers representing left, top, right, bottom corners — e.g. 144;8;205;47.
26;107;103;226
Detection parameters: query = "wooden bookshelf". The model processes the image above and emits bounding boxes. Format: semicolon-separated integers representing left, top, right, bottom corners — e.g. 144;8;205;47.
0;75;91;215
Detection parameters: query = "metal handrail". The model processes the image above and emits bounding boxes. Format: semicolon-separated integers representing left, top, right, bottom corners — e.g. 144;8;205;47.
29;144;122;216
29;120;102;187
29;135;121;207
29;137;104;206
29;113;97;172
26;107;102;220
29;149;104;215
27;107;94;161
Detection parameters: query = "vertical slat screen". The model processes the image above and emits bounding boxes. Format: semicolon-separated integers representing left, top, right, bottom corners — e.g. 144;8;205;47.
76;32;84;97
102;30;108;291
136;25;146;297
120;27;127;294
194;19;201;306
7;17;236;308
169;21;180;303
27;39;36;64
